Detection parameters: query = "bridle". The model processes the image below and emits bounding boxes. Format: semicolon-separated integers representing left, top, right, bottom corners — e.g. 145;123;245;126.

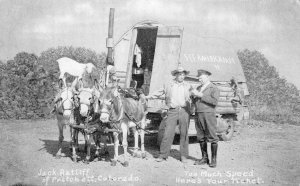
77;88;102;111
100;98;122;121
98;90;125;133
57;87;75;115
71;87;102;123
99;90;153;134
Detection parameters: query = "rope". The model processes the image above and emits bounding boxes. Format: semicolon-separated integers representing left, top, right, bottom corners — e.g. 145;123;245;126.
123;111;153;135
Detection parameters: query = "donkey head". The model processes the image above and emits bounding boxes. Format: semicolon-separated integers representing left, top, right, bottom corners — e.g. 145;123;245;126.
98;87;122;123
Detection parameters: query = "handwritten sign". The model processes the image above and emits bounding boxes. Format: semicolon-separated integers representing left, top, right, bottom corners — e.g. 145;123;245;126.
183;54;236;64
38;168;141;186
175;170;264;185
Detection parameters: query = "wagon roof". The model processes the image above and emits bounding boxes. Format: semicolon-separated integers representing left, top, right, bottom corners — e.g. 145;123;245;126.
115;21;247;83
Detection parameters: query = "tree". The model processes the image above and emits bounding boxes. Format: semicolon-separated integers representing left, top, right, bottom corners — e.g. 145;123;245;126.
0;52;51;118
38;46;107;108
38;46;106;83
238;49;300;124
0;47;107;119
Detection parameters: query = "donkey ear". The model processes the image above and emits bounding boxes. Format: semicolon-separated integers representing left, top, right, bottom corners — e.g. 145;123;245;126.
93;79;99;89
78;79;84;90
94;78;104;92
71;78;78;89
58;79;64;89
113;87;120;98
98;84;104;93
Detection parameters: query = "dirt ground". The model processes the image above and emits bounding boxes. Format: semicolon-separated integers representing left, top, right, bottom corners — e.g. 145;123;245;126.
0;119;299;186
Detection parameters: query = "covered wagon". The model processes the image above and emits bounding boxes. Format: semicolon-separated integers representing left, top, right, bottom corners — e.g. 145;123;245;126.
112;21;249;142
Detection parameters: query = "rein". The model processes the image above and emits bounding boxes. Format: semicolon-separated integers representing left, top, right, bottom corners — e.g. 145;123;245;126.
116;92;153;134
99;87;152;134
123;111;153;135
116;88;152;133
70;88;106;134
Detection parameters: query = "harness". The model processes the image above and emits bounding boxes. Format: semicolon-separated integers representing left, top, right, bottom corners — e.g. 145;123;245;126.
71;88;112;134
117;87;141;100
104;88;152;134
106;96;124;133
123;111;153;135
57;87;74;116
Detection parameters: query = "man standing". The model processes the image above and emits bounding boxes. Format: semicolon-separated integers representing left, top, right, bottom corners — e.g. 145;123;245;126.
191;69;220;168
147;66;192;163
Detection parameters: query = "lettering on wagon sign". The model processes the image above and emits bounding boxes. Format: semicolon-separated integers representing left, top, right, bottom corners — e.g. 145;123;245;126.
183;54;236;65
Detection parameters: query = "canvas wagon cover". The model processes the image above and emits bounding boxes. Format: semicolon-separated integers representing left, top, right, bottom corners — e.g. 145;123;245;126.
180;33;246;83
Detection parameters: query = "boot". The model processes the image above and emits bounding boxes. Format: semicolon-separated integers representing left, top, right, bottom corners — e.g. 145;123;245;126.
209;143;218;168
194;141;209;165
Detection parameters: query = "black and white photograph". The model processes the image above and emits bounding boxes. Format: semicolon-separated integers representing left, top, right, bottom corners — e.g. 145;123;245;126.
0;0;299;186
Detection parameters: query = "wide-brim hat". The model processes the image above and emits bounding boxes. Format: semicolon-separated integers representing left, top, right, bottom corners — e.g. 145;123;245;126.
171;66;190;76
197;69;212;77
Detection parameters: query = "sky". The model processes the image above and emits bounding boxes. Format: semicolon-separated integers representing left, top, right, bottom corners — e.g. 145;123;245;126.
0;0;299;88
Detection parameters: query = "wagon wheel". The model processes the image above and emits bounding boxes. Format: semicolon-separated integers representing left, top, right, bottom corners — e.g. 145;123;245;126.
219;118;235;141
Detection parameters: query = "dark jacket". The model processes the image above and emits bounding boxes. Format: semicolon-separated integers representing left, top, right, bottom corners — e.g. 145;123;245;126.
194;83;220;113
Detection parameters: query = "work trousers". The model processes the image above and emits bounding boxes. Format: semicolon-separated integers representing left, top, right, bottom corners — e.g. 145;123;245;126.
195;112;219;143
160;107;189;158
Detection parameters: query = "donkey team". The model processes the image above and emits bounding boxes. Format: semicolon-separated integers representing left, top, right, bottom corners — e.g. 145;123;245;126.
52;57;220;168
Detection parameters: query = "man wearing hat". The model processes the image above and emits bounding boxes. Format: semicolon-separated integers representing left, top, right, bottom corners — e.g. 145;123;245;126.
191;69;220;168
146;66;192;163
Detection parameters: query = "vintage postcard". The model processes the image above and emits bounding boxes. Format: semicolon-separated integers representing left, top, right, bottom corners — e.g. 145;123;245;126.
0;0;299;186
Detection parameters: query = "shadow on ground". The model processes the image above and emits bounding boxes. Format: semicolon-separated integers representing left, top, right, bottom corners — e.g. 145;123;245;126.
38;133;199;163
10;183;38;186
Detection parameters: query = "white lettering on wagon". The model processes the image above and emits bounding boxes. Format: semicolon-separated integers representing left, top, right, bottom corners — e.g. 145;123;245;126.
183;54;236;64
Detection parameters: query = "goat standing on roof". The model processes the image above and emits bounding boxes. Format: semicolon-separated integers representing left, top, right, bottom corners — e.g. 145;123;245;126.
51;57;96;114
57;57;96;87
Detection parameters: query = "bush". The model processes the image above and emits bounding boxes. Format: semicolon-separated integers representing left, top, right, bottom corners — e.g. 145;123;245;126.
38;46;106;83
238;49;300;125
0;47;106;119
0;52;52;119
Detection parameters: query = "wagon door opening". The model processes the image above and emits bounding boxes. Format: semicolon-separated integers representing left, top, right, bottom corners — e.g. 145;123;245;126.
130;28;158;95
147;26;183;113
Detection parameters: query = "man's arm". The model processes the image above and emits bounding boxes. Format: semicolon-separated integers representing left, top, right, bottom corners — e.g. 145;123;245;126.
201;87;220;106
146;86;166;99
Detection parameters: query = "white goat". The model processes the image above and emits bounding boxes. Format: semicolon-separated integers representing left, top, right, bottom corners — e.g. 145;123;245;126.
57;57;96;87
